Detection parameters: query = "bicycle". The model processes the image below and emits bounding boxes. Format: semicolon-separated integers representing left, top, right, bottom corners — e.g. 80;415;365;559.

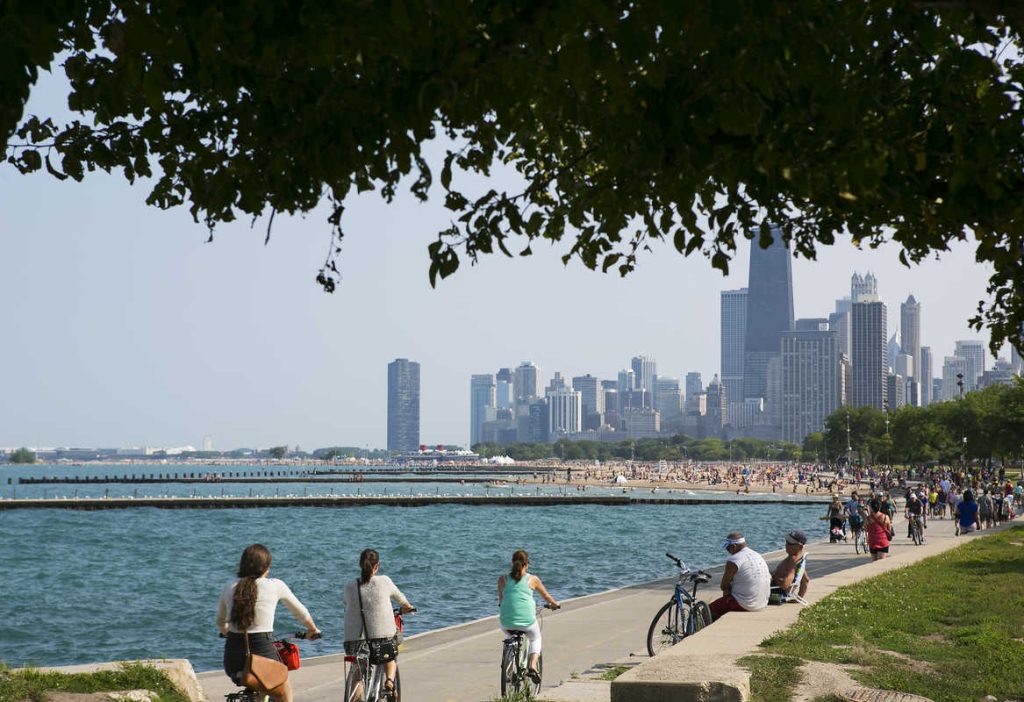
500;603;559;699
909;514;925;545
646;553;712;657
223;630;319;702
344;609;415;702
849;513;867;554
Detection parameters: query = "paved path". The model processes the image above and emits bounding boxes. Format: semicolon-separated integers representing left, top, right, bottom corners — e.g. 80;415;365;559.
197;511;1006;702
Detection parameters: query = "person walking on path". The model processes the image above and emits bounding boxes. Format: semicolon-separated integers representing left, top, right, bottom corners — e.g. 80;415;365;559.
865;499;892;561
708;532;770;620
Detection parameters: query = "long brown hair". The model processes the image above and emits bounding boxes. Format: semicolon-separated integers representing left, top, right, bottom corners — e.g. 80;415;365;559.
360;548;379;585
230;544;272;630
510;549;528;581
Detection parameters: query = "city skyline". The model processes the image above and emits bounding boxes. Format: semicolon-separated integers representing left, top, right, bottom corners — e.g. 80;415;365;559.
0;76;1012;450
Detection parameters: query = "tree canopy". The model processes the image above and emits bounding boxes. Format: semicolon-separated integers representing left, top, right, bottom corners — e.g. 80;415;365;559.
4;1;1024;352
10;447;37;464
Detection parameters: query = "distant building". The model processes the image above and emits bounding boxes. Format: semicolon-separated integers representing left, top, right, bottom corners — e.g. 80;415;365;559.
851;300;888;409
941;356;968;401
528;398;551;443
705;375;727;436
901;295;921;384
572;374;605;430
617;368;636;393
513;362;540;404
620;388;651;411
978;359;1018;389
887;332;901;373
470;374;496;446
684;372;703;405
547;387;582;436
654;377;683;432
720;288;748;413
920;346;934;406
202;436;214;452
895;353;918;407
387;358;420;454
781;325;843;445
495;368;513;409
743;231;794;403
830;298;853;360
954;340;986;390
631;355;657;396
546;371;567;393
886;373;906;409
851;271;879;302
624;408;660;438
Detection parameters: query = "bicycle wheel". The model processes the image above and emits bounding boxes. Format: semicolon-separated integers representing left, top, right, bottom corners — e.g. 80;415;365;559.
500;643;519;697
343;661;364;702
646;600;682;657
852;529;862;554
689;601;712;634
526;654;542;698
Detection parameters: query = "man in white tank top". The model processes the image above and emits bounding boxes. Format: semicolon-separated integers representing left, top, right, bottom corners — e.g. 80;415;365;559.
708;531;770;620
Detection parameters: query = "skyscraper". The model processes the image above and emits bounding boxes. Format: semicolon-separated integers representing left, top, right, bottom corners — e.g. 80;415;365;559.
495;367;513;409
705;375;727;436
469;374;495;447
941;356;968;401
720;288;747;416
851;301;888;409
887;332;901;373
830;298;853;360
631;355;657;396
572;374;605;430
387;358;420;453
654;377;682;432
920;346;933;406
781;324;843;444
684;372;703;404
617;369;635;393
547;387;582;436
900;295;921;381
954;340;986;390
743;231;794;402
851;272;878;301
513;362;540;404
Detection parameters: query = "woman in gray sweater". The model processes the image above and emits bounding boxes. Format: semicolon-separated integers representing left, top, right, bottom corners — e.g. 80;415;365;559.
343;549;415;699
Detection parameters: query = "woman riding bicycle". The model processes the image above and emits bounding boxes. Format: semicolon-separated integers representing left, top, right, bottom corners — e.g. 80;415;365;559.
217;544;321;702
497;549;559;684
343;549;415;700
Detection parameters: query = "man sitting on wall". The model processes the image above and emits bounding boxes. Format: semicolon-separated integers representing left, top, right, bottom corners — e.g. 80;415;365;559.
770;530;810;604
708;532;771;620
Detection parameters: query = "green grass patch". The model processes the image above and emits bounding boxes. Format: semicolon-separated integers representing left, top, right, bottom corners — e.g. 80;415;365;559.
0;662;190;702
737;655;803;702
757;526;1024;702
597;665;631;681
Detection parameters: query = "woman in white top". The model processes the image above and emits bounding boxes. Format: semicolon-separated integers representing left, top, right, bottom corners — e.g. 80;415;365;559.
217;544;321;702
343;549;415;699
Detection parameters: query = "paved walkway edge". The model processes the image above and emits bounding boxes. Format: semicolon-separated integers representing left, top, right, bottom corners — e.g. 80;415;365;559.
610;518;1019;702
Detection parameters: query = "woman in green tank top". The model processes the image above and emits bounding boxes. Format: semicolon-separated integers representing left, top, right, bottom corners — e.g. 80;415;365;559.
497;549;560;682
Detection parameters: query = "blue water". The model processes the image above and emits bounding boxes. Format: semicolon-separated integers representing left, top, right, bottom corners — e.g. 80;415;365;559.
0;465;827;672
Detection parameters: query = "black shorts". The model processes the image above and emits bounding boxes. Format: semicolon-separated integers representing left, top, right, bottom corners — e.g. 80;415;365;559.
870;546;889;555
223;632;282;685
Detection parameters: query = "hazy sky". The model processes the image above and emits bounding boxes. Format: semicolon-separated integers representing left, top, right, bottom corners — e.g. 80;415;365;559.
0;72;1001;450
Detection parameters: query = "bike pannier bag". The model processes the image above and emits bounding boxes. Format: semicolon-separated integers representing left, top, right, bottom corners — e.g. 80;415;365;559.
275;640;301;671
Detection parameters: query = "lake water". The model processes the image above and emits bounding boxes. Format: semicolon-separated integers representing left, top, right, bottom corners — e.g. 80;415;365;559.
0;464;827;671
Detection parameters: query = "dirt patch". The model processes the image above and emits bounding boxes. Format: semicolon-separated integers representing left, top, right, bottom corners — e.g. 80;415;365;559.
922;633;946;643
794;661;864;702
877;650;938;675
43;692;158;702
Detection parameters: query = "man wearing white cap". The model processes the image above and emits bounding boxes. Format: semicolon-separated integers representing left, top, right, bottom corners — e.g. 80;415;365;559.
708;531;771;621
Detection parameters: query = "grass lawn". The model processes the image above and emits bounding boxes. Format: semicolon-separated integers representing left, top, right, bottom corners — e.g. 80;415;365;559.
743;526;1024;702
0;662;191;702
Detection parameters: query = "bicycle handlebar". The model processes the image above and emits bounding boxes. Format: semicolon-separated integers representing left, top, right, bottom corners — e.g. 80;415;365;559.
544;603;561;610
294;631;322;640
665;552;684;569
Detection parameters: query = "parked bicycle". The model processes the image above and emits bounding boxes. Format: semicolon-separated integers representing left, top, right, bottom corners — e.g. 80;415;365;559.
646;553;712;656
223;630;319;702
501;603;559;699
344;609;415;702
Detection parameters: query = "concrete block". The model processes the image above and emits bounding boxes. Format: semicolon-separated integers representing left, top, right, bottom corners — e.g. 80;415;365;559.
611;655;749;702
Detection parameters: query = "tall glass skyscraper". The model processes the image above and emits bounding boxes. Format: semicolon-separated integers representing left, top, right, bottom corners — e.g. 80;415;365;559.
720;288;747;417
631;355;657;396
743;231;794;402
469;374;495;447
387;358;420;454
851;301;888;409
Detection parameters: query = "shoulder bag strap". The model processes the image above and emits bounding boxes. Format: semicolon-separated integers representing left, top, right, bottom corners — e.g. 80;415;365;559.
356;579;370;640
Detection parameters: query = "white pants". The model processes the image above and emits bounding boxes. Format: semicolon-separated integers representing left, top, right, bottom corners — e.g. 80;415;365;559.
501;622;542;656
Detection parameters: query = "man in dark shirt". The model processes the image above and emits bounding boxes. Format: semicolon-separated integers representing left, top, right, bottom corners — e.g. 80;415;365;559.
905;493;925;539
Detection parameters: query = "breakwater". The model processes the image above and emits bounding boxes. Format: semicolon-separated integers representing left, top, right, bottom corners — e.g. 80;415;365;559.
13;475;498;485
0;494;829;510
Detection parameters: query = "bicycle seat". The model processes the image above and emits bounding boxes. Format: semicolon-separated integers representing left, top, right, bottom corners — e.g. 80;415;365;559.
691;572;712;584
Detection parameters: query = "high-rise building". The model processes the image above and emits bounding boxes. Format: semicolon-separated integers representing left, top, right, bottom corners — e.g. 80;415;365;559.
851;272;878;302
528;399;550;443
547;387;582;436
623;408;660;438
631;355;657;396
469;374;496;447
886;373;906;409
830;298;853;359
954;340;986;390
654;377;683;432
495;368;513;409
894;354;917;407
720;288;748;411
851;301;888;409
546;371;567;393
887;332;901;372
705;375;727;436
765;355;783;433
572;374;605;430
387;358;420;453
617;369;636;393
743;231;794;402
684;372;703;404
781;324;843;444
900;295;921;380
978;359;1018;389
513;362;540;403
920;347;934;406
941;356;969;401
